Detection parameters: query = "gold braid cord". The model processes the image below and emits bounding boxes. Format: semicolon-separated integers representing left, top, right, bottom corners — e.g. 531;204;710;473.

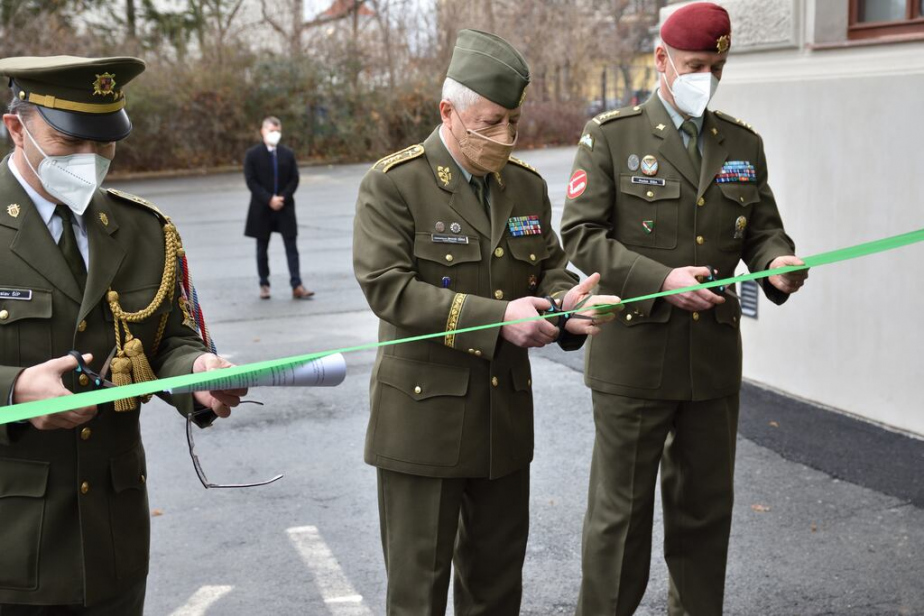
107;221;181;411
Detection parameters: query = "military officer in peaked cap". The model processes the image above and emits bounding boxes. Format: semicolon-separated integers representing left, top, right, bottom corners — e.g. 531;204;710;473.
0;56;244;615
353;29;620;615
561;3;809;615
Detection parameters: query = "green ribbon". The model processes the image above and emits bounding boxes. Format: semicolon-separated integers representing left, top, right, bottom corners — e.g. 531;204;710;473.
3;227;923;425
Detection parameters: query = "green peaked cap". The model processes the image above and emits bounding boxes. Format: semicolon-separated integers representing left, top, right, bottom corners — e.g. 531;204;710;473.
0;55;146;142
446;29;530;110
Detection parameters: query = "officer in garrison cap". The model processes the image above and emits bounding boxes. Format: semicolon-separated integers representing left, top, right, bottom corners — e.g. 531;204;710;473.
0;56;244;615
561;3;809;615
353;29;620;615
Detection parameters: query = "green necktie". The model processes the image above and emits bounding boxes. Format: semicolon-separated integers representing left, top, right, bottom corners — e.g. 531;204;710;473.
55;204;87;289
470;175;489;214
680;120;702;172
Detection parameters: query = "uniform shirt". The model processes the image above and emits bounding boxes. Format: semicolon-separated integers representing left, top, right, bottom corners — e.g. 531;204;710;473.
658;88;704;155
7;156;90;268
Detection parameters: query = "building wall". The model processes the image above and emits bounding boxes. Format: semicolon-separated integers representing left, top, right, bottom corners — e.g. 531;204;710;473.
663;1;924;435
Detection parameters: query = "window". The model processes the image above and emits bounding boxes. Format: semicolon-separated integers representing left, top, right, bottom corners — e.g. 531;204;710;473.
849;0;924;40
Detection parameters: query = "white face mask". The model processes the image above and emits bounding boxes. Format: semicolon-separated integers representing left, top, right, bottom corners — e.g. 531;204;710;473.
663;49;719;118
265;130;282;146
19;118;111;216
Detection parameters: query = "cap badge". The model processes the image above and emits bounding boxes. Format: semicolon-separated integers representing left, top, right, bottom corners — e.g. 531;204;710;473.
717;35;731;54
437;165;452;186
93;73;117;97
7;203;21;218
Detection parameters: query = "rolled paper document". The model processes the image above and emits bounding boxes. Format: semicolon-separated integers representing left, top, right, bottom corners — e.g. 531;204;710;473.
170;353;347;393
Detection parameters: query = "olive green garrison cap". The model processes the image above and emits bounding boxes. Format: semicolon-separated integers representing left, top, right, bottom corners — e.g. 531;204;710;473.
446;29;530;110
0;55;146;142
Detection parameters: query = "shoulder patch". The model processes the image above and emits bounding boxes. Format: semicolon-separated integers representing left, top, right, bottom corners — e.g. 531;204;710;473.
714;110;758;134
373;144;425;173
507;155;541;177
107;188;168;221
593;105;643;126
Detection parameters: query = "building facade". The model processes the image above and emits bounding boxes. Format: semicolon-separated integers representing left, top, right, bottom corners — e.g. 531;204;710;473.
663;0;924;435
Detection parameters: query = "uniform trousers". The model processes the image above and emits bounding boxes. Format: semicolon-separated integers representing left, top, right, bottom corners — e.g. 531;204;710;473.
0;579;145;616
377;467;530;616
576;392;739;616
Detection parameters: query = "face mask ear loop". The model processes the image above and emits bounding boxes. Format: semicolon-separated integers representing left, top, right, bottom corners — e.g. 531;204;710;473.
17;116;50;179
663;48;681;98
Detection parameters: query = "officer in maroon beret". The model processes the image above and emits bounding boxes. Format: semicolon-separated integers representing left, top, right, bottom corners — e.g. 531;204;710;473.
561;3;808;614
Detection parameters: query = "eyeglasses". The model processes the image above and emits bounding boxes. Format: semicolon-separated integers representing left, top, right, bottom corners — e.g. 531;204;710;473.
186;405;284;489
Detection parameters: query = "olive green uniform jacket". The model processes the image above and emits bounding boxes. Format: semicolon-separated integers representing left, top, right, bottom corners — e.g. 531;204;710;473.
561;96;795;401
353;128;581;480
0;158;207;606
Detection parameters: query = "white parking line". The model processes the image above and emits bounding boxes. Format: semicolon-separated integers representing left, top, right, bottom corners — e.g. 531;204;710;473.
287;525;373;615
168;585;234;616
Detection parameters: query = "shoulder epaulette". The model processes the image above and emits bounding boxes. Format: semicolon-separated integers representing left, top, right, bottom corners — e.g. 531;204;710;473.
593;105;643;126
107;188;168;221
373;144;425;173
507;155;541;177
714;110;758;134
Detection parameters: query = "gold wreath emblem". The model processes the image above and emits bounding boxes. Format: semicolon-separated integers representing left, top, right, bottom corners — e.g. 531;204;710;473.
716;35;731;54
93;73;117;97
437;165;452;186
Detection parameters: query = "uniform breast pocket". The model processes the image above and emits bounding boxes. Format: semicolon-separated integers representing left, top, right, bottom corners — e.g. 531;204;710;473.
413;232;482;292
716;184;759;252
0;288;53;367
616;174;680;249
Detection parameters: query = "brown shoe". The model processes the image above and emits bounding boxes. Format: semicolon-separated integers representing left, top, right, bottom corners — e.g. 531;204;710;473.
260;285;271;299
292;285;315;299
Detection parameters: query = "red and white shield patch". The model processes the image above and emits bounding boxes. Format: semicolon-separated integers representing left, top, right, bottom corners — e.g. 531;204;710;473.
567;169;588;200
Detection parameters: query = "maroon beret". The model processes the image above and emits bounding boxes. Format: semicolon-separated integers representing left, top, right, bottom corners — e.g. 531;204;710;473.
661;2;732;54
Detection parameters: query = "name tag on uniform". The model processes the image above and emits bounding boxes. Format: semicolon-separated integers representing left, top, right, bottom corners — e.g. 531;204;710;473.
630;176;666;187
432;234;469;245
0;289;32;300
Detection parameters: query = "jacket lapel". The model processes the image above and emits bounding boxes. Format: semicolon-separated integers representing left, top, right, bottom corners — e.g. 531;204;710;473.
644;95;700;188
1;156;83;305
489;170;515;250
698;111;728;200
423;128;491;238
78;194;125;323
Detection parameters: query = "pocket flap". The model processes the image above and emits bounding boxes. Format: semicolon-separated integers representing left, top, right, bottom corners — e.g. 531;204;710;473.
619;174;681;202
0;458;49;498
377;355;470;400
507;237;550;264
714;296;742;327
719;183;760;207
0;289;52;325
414;233;481;267
510;363;531;392
110;445;147;494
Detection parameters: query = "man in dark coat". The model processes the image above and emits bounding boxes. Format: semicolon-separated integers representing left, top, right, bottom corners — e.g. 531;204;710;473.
243;116;313;299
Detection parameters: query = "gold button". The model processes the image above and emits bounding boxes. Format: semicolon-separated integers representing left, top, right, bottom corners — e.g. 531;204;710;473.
626;314;633;321
491;376;499;387
0;309;8;321
77;320;87;332
475;350;482;357
494;247;504;258
739;196;746;203
80;481;90;495
140;474;146;484
80;427;91;441
529;254;537;262
78;374;90;387
494;290;504;300
414;385;422;395
646;190;654;198
633;105;641;111
697;198;705;207
445;254;453;262
527;379;532;387
693;312;700;321
468;348;475;354
696;236;704;245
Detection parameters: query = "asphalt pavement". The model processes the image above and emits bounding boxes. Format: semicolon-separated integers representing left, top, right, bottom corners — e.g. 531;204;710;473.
112;147;924;616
